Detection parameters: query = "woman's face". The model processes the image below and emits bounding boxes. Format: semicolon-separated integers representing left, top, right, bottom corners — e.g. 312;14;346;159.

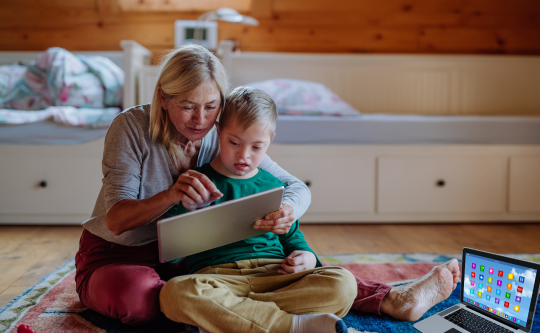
160;79;221;142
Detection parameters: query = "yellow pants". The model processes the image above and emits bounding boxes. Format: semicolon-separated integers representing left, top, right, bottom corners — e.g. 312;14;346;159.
159;259;357;333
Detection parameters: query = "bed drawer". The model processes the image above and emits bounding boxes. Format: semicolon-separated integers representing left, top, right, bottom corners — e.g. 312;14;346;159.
509;157;540;212
378;157;507;214
0;156;102;218
271;156;375;215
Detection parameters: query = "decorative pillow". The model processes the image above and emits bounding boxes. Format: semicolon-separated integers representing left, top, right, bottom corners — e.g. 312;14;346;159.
246;79;360;116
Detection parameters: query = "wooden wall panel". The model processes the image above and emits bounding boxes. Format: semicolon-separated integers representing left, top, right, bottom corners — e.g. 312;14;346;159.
1;0;540;61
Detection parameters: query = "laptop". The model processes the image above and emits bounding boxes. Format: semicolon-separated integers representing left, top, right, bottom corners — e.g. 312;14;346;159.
157;186;284;263
415;248;540;333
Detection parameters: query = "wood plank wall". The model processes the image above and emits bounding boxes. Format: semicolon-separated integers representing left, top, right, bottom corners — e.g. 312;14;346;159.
2;0;540;65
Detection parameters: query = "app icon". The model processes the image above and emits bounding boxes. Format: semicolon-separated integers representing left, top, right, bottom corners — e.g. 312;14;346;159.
497;311;501;315
472;272;476;278
486;295;491;301
488;277;493;283
496;289;501;295
519;276;525;283
514;305;520;312
498;270;503;277
505;314;509;319
517;286;523;293
516;296;521;302
518;320;521;324
471;288;474;294
487;286;492;292
507;283;512;290
508;273;514;280
495;298;500;304
480;265;485;271
504;301;509;308
497;280;502;287
479;274;484;280
506;292;511;299
467;298;470;302
472;263;476;269
479;283;483;289
478;291;482;297
471;281;475;287
489;268;494;274
513;317;517;322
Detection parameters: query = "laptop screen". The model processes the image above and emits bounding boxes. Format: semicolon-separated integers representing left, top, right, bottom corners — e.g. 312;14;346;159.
463;252;538;328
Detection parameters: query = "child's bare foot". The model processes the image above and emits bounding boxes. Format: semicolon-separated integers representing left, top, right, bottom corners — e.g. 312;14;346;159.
380;259;461;321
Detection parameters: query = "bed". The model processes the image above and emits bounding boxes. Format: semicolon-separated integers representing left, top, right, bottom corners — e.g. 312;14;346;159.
3;40;540;224
0;41;153;224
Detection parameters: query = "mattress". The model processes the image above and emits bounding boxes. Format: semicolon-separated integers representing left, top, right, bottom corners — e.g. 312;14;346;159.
0;121;108;145
3;114;539;146
274;114;540;145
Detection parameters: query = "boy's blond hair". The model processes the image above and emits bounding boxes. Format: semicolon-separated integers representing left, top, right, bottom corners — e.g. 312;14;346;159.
218;86;277;134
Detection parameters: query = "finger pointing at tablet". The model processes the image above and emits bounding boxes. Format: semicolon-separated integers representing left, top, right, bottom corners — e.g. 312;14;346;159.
167;170;223;211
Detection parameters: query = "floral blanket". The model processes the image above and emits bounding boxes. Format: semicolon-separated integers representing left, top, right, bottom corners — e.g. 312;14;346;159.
0;47;123;127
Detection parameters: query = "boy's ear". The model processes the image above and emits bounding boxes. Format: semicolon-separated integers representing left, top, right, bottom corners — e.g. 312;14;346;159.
271;132;276;142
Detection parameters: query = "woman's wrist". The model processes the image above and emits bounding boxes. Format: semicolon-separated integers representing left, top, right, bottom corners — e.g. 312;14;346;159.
162;187;178;206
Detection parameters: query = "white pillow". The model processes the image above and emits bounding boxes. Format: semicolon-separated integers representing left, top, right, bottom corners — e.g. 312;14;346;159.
246;79;360;116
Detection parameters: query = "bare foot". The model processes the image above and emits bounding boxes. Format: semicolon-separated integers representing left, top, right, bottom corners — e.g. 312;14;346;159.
380;259;461;321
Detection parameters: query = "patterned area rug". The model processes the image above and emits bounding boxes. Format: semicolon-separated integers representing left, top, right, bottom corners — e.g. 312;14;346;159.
1;253;539;333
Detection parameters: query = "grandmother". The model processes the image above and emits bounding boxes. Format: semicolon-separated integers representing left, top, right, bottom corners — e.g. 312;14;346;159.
75;44;460;326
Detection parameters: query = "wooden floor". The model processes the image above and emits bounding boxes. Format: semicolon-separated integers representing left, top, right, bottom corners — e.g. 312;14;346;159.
1;223;540;309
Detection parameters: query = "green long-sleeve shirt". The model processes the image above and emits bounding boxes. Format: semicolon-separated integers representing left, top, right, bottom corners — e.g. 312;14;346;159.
166;163;322;274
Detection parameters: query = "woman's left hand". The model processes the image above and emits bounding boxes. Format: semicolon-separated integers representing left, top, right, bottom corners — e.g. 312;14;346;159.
278;250;317;275
253;203;295;234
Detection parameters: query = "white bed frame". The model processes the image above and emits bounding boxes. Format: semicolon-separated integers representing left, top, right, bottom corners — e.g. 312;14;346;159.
2;41;539;224
213;41;540;223
0;41;152;224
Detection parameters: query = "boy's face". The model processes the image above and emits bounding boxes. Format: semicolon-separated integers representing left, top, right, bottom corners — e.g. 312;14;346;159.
217;119;274;178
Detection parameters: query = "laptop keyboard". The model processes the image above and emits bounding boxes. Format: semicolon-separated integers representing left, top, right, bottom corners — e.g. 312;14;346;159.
445;308;514;333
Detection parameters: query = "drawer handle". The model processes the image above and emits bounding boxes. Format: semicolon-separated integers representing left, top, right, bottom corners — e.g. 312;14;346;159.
304;180;312;187
436;179;445;187
39;180;48;188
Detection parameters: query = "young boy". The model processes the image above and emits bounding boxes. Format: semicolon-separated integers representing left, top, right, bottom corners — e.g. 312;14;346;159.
159;87;357;333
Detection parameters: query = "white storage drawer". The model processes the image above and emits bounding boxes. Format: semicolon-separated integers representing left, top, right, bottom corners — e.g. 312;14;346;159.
509;157;540;213
378;157;507;214
272;156;375;214
0;156;102;218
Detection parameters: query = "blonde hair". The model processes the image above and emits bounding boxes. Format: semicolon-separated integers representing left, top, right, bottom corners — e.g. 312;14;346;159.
218;86;277;134
149;44;229;170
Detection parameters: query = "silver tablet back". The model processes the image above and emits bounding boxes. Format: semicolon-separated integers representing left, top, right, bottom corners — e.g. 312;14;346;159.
157;186;284;263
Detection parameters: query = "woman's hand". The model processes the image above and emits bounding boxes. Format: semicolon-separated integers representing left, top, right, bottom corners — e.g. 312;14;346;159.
278;250;317;275
254;203;295;234
167;170;223;211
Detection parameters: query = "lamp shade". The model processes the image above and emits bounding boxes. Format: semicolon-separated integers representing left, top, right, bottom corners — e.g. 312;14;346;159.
199;8;259;26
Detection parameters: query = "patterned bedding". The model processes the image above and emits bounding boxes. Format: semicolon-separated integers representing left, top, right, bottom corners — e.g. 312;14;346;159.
0;47;123;127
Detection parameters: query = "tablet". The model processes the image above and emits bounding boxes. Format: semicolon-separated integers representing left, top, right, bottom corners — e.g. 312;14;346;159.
157;186;284;263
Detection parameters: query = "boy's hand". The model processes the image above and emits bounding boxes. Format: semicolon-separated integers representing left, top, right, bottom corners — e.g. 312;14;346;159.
278;250;317;275
254;203;295;234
